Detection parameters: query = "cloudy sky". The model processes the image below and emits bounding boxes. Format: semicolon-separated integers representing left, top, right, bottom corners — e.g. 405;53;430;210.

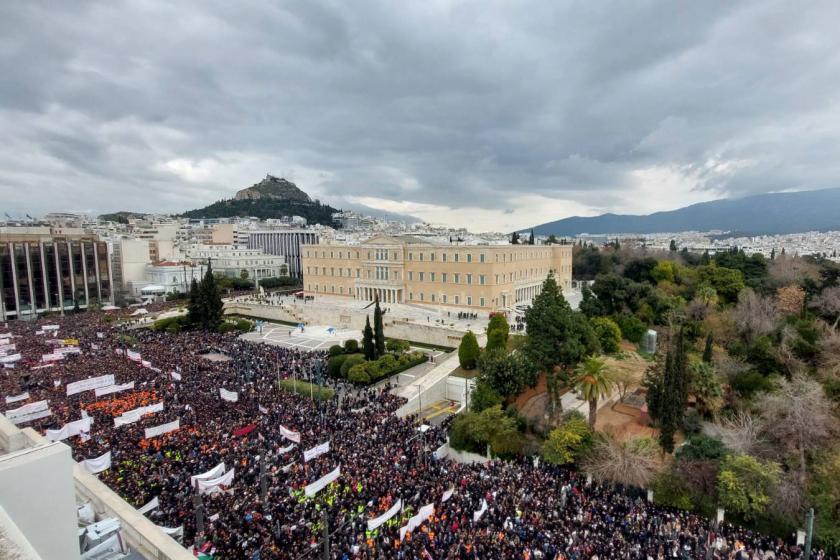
2;1;840;232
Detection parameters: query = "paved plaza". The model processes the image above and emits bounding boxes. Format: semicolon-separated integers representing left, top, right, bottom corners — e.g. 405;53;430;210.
242;323;360;351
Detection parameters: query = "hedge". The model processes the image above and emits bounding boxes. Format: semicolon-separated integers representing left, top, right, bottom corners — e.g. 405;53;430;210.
340;354;366;377
347;351;428;385
278;379;335;401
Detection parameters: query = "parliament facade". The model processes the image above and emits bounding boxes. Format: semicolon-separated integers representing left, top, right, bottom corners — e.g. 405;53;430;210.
301;236;572;312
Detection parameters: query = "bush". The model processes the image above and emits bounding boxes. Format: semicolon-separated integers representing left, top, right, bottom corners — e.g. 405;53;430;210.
328;345;344;357
732;370;773;398
152;316;186;333
234;318;253;332
340;354;366;378
345;351;428;385
386;338;410;354
458;331;480;370
277;379;335;401
258;276;299;289
652;471;694;510
591;317;622;353
217;322;236;334
343;339;359;353
613;314;646;343
682;409;703;434
470;381;503;412
486;314;509;352
347;365;371;384
327;354;348;378
677;434;726;461
541;411;592;465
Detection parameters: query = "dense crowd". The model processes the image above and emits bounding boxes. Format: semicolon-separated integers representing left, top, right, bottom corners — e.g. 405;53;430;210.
0;312;830;559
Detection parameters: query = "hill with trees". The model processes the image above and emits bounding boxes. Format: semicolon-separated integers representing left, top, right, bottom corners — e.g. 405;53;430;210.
180;175;340;226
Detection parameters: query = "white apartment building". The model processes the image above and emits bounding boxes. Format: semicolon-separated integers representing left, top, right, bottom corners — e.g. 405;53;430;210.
184;244;288;280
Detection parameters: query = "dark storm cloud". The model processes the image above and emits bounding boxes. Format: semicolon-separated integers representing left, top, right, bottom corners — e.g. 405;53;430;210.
2;0;840;229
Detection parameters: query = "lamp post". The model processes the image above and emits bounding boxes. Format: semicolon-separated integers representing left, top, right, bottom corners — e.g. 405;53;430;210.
193;491;205;549
804;507;814;560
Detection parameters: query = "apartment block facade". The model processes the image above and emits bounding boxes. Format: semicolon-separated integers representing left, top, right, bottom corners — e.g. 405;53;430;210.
301;236;572;312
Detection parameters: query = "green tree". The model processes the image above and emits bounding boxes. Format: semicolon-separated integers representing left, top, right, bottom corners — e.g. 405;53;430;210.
373;297;385;358
458;330;480;370
669;239;677;252
651;261;675;284
511;232;520;245
702;332;714;363
477;348;537;398
485;314;510;352
528;229;535;245
689;361;723;418
546;234;558;244
717;454;781;520
187;277;202;326
698;265;745;304
470;381;503;412
541;411;592;465
362;316;375;360
523;274;600;416
591;317;622;353
579;284;605;317
572;355;615;427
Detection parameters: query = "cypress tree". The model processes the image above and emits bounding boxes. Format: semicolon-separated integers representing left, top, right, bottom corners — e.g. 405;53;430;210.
657;328;689;453
187;277;202;326
362;316;375;361
528;229;535;245
373;297;385;358
702;332;714;364
200;261;224;331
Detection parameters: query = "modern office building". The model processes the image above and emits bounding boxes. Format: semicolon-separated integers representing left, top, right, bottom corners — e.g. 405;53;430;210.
246;229;319;278
301;235;572;312
0;227;113;320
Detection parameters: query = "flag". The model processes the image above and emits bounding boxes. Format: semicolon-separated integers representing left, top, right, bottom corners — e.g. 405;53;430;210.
233;423;257;438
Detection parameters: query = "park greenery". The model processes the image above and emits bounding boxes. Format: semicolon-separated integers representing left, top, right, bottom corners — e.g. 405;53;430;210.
447;243;840;551
325;298;428;385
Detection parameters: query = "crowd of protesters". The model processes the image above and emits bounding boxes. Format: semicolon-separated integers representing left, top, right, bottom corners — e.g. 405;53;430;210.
0;311;829;559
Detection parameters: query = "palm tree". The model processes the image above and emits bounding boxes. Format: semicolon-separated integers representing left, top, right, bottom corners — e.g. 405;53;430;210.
573;355;615;428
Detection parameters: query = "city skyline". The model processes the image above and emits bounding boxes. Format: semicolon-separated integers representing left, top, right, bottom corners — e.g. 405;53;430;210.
3;1;840;231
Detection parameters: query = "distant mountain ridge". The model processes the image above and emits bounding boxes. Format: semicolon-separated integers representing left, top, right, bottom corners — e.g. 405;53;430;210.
527;188;840;236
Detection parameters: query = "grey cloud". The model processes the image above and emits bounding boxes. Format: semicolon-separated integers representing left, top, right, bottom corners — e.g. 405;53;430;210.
2;0;840;225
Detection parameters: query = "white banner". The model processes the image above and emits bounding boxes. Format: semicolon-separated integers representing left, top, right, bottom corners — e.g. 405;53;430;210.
279;425;301;443
157;525;183;541
190;463;226;488
170;372;181;381
197;468;235;495
127;350;141;362
0;353;22;363
5;392;29;404
94;381;135;397
367;499;402;531
114;402;164;427
144;419;179;439
303;441;330;463
400;503;435;540
258;404;268;414
442;487;455;503
278;443;296;455
137;496;159;516
304;466;341;497
219;388;238;402
46;417;92;442
67;374;115;396
42;325;60;331
0;342;15;352
9;408;52;424
141;360;152;369
83;451;112;474
5;400;49;422
473;499;488;522
41;353;64;363
56;346;81;356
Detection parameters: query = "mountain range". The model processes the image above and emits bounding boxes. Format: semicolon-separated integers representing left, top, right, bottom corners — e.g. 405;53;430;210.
527;188;840;237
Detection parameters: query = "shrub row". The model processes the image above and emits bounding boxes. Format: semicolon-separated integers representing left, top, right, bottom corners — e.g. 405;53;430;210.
347;351;428;385
277;378;335;401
